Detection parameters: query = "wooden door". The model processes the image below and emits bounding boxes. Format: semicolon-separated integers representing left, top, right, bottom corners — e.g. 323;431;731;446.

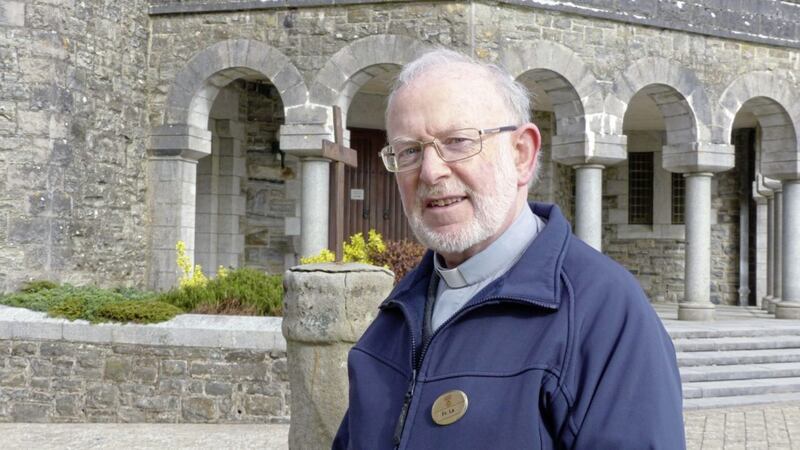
330;128;415;245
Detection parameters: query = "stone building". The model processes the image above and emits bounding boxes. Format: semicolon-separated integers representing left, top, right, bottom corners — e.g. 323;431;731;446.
2;0;800;319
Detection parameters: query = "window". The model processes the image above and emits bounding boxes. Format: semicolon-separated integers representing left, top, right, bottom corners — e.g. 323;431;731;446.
628;152;654;225
671;172;685;225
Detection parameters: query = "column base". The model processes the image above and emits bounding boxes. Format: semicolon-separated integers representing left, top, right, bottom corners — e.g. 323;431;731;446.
761;296;773;310
678;302;715;321
767;298;781;314
776;301;800;319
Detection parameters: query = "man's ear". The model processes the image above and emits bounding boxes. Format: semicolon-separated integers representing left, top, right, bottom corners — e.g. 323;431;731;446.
513;123;542;187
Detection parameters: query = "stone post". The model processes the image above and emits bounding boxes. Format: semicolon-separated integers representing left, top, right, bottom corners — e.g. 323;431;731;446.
282;263;394;449
679;173;715;321
300;158;331;258
550;132;627;251
662;141;735;321
147;124;211;291
280;122;340;259
574;164;604;250
763;194;774;309
770;189;783;314
776;181;800;319
214;120;246;271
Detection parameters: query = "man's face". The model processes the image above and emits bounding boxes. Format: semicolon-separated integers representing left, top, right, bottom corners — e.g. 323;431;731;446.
386;65;524;264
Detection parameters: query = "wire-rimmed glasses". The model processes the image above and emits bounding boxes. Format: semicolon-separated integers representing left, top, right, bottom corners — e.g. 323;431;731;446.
379;126;518;173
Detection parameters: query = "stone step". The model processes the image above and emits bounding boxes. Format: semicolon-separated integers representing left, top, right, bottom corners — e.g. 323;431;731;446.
676;348;800;366
683;391;800;410
680;362;800;382
682;376;800;399
666;323;800;340
672;335;800;352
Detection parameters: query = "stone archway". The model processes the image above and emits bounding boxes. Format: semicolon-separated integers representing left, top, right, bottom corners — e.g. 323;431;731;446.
501;41;621;250
718;70;800;318
717;70;800;179
148;39;306;290
610;58;731;320
608;57;714;152
280;35;428;259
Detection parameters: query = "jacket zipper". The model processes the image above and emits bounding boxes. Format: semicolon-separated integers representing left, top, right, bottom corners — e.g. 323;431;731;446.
385;295;557;449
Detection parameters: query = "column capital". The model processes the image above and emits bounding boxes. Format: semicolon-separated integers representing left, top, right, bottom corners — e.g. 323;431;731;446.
572;163;606;170
754;173;778;198
279;123;334;158
662;142;734;174
762;151;800;181
149;124;211;161
551;132;627;167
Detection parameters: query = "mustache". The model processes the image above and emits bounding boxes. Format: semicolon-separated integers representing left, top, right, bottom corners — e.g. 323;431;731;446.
415;179;471;200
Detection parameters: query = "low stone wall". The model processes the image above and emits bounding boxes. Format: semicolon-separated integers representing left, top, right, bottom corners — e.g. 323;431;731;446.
0;306;289;423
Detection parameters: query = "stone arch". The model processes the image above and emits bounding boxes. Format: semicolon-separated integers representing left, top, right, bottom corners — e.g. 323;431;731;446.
608;57;711;146
717;70;800;164
500;41;603;136
164;39;307;129
309;35;428;116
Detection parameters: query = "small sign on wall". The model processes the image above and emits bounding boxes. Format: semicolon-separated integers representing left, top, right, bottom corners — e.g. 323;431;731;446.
350;189;365;201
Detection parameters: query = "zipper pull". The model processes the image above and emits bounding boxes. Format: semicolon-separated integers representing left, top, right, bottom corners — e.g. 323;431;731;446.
392;369;417;448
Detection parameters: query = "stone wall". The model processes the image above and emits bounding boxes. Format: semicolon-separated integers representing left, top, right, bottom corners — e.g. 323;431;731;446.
0;0;150;292
0;306;289;423
600;130;747;305
602;158;688;304
236;80;300;273
148;0;800;49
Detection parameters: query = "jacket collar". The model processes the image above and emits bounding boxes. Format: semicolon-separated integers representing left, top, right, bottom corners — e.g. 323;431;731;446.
383;202;571;309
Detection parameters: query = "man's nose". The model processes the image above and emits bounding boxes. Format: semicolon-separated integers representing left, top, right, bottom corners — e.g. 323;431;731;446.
418;143;451;185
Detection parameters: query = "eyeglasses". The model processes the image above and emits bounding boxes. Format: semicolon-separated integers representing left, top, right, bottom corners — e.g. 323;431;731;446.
379;126;518;173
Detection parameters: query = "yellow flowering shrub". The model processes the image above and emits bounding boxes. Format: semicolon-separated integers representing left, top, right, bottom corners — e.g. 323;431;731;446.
299;248;336;264
176;241;208;288
300;229;387;265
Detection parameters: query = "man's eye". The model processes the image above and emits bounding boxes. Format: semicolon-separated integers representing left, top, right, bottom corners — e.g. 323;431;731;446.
397;146;420;158
442;137;471;145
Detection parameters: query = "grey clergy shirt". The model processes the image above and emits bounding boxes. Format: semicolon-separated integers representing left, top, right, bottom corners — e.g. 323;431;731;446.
431;206;545;331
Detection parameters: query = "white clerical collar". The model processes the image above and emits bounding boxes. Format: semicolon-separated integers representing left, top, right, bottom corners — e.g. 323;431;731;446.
433;206;542;289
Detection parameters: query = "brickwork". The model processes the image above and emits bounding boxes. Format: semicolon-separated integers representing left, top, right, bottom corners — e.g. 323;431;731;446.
0;338;289;423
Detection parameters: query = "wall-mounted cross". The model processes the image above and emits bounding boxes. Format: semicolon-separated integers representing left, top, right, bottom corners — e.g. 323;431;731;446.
321;105;358;260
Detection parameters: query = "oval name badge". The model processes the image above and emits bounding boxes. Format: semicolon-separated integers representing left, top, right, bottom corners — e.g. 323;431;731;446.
431;390;468;426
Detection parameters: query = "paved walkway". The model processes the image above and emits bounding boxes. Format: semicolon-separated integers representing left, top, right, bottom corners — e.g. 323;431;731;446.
1;402;798;449
684;402;800;449
0;423;289;449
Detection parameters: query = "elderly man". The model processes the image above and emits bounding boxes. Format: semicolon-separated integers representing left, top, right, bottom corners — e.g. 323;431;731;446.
333;49;685;449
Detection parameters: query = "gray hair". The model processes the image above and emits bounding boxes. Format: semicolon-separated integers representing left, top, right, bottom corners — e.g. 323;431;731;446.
386;48;532;125
385;48;540;187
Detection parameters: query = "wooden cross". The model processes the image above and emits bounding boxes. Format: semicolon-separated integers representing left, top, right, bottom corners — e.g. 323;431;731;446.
321;105;358;260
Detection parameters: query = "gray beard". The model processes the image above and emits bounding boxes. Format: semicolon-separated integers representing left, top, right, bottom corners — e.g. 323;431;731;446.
406;151;518;256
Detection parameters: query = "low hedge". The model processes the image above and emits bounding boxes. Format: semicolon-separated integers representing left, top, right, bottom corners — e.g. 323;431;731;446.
0;269;284;324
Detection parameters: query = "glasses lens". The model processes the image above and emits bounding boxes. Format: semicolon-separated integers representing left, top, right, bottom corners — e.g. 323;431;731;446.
438;129;481;161
387;141;423;171
379;145;399;172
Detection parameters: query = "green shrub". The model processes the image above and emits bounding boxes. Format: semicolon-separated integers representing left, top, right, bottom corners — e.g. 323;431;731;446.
1;284;175;323
157;267;283;316
96;300;183;324
48;296;87;321
20;280;59;293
